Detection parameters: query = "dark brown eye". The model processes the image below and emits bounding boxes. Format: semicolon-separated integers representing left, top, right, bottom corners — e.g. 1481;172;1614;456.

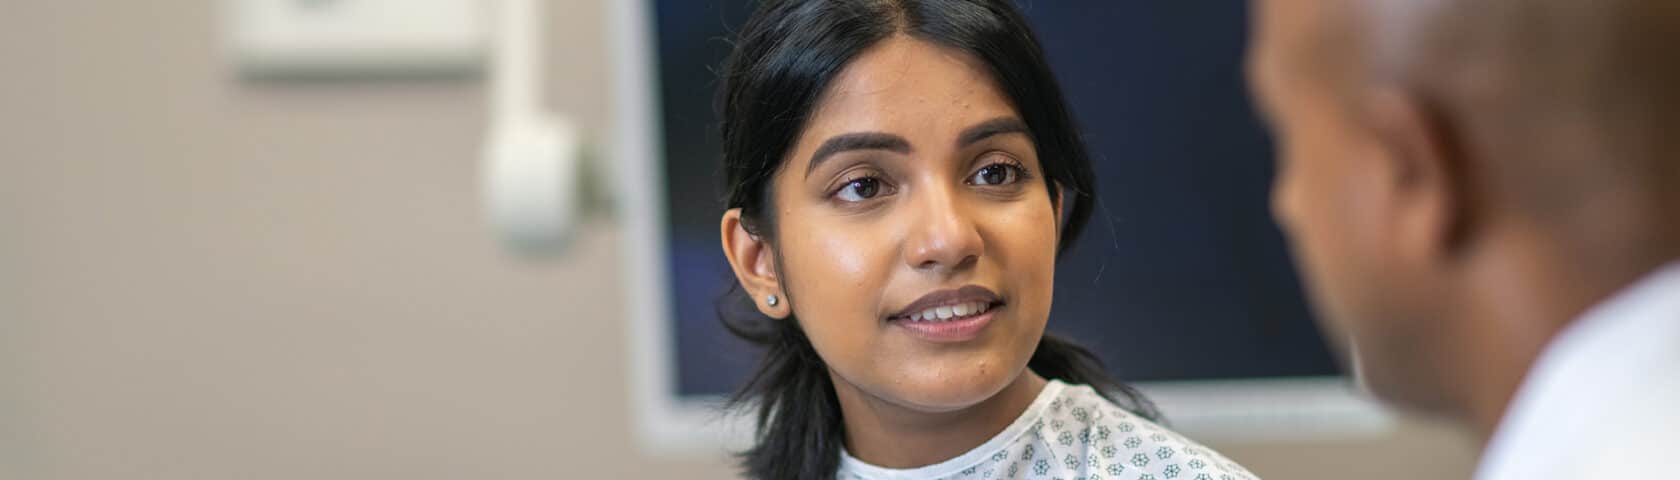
971;163;1020;186
836;177;882;202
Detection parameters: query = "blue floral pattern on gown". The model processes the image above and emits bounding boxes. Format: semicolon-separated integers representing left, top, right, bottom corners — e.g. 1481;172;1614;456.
837;380;1258;480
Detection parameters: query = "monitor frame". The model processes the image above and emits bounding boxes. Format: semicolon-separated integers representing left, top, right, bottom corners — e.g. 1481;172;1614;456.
607;0;1395;456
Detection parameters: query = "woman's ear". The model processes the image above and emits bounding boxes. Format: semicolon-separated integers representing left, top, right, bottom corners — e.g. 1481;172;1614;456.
721;208;790;319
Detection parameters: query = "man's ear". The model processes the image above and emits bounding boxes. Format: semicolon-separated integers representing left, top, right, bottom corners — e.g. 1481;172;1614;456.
1361;87;1473;261
720;208;789;319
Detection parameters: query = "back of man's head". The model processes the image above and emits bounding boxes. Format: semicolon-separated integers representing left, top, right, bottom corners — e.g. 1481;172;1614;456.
1248;0;1680;436
1384;0;1680;216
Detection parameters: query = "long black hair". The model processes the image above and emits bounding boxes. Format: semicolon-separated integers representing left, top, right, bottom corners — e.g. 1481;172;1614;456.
715;1;1160;478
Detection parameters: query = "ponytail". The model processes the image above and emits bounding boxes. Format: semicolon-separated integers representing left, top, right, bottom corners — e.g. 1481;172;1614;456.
719;290;844;480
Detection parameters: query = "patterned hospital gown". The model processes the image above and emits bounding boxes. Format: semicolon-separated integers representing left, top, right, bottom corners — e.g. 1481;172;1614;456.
836;380;1258;480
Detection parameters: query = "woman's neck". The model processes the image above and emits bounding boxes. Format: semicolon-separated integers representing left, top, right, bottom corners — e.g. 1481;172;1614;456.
833;370;1049;469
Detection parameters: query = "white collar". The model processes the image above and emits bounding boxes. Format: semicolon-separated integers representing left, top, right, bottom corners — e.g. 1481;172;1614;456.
1475;261;1680;479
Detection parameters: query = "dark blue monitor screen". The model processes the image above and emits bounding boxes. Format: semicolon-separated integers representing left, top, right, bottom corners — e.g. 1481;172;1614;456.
651;1;1340;397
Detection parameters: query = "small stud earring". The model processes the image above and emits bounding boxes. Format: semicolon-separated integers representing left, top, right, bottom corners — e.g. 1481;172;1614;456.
766;294;779;307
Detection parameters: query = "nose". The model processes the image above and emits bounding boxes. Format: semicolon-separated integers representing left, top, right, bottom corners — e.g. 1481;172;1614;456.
903;183;983;274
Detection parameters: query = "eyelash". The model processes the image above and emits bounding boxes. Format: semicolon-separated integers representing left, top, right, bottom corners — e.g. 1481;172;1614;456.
830;171;895;204
966;157;1032;187
827;156;1033;204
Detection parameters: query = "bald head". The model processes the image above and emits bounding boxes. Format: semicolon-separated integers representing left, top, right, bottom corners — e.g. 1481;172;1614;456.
1252;0;1680;429
1323;0;1680;217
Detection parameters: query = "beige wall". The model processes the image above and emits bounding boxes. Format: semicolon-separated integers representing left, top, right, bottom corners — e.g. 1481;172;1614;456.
0;1;1475;478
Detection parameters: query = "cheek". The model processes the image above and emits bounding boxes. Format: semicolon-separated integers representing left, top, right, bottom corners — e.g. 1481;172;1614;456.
1277;128;1405;347
1004;201;1058;360
775;215;898;353
969;193;1059;359
992;195;1059;313
1274;136;1367;332
802;233;875;280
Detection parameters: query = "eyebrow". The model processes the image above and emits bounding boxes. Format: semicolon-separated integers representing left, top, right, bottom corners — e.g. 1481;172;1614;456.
957;117;1030;147
802;117;1032;179
805;132;911;178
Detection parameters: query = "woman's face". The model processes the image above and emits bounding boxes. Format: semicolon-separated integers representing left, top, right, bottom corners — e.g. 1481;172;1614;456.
758;36;1060;412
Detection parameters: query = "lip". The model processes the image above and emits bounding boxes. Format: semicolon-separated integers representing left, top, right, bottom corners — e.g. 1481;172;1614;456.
887;285;1004;320
886;285;1004;343
894;307;997;342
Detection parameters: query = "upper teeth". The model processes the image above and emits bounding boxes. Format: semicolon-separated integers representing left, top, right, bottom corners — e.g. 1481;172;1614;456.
908;302;991;322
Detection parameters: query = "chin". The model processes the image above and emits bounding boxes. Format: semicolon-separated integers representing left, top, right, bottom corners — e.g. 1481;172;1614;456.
884;353;1022;412
1352;339;1459;416
1361;367;1440;414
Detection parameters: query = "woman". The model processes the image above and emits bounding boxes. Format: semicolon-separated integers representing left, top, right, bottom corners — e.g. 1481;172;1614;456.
715;1;1259;479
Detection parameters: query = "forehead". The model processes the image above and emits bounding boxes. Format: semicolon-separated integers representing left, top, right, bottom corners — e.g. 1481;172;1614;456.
1251;0;1363;95
801;36;1017;140
1254;0;1329;68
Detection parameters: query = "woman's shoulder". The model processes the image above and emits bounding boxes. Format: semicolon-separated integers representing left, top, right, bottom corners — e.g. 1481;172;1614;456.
1022;381;1260;480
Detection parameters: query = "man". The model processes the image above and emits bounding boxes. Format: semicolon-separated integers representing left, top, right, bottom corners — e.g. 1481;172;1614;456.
1246;0;1680;477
